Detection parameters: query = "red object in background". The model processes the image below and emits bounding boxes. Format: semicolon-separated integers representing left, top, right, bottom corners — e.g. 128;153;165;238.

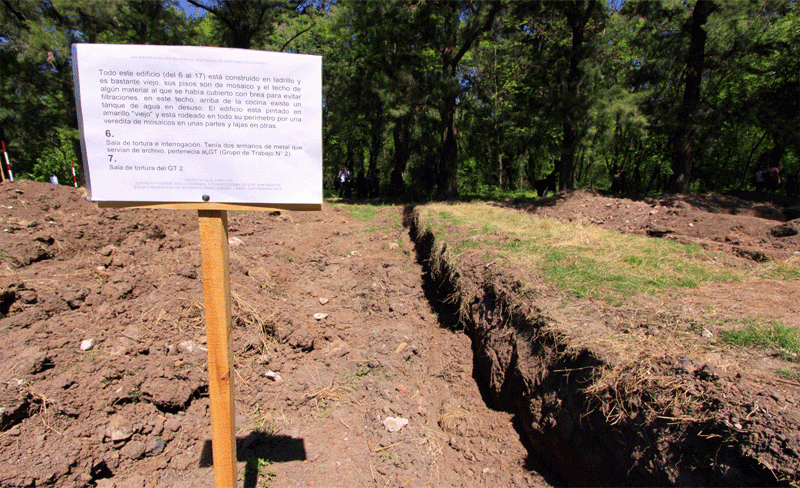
1;141;13;182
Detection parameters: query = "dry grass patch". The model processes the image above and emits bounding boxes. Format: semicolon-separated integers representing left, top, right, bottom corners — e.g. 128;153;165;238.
437;405;472;435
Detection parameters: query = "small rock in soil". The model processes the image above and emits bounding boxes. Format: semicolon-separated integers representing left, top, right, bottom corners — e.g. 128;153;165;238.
121;440;146;459
145;436;165;457
382;416;409;432
106;415;134;442
177;340;206;355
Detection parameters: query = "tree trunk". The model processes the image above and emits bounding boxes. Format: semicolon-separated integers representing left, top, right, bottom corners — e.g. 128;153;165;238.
434;2;502;200
498;151;504;188
390;117;411;197
668;0;716;194
558;117;578;192
437;40;460;200
368;116;383;174
558;0;597;192
438;97;459;199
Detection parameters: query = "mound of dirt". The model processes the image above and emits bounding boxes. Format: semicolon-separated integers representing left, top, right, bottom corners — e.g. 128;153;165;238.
509;189;800;261
0;180;798;487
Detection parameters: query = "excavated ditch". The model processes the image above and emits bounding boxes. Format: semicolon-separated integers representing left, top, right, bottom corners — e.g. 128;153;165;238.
406;207;785;487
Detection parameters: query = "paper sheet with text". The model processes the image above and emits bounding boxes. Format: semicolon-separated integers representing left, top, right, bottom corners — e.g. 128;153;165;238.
73;43;322;204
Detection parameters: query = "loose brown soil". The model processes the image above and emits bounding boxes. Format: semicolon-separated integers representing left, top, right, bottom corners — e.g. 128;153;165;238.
1;180;798;487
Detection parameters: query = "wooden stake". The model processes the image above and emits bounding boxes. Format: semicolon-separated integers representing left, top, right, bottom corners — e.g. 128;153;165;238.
198;209;237;487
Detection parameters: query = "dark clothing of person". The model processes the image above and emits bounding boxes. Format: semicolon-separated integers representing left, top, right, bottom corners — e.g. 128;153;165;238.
338;168;352;198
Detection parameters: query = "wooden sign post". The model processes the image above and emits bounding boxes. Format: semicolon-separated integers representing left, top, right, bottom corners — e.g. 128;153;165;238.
198;209;237;487
72;44;322;487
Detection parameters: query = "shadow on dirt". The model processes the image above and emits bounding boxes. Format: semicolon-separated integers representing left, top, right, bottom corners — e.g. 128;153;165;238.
199;433;307;488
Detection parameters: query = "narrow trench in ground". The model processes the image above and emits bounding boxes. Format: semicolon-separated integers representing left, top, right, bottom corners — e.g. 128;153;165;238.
401;206;783;487
402;206;563;486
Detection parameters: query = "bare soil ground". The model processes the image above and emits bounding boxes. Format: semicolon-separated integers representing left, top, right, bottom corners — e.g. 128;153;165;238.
0;180;798;487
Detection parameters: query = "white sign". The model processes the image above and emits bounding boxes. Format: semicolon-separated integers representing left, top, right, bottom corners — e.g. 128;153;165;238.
73;44;322;205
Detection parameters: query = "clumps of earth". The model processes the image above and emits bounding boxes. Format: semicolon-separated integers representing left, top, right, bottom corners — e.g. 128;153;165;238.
1;179;799;487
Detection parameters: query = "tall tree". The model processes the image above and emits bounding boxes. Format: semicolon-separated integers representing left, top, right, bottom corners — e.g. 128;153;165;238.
418;0;503;199
513;0;606;192
0;0;120;178
314;1;396;190
557;0;604;191
461;25;536;192
106;1;202;46
0;0;198;180
667;0;716;194
700;0;800;192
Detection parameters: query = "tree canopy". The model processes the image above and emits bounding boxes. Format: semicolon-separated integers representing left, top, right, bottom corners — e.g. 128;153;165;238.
1;0;797;197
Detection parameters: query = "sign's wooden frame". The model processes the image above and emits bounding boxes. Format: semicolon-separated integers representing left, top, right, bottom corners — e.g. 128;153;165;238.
198;209;237;488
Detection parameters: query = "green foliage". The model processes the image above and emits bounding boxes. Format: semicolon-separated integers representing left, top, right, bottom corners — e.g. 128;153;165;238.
257;458;276;487
1;0;797;197
30;126;80;184
240;457;276;488
721;320;800;362
617;0;800;193
0;0;200;177
187;1;293;49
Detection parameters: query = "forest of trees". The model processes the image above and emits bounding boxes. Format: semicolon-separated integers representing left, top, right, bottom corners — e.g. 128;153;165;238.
1;0;798;199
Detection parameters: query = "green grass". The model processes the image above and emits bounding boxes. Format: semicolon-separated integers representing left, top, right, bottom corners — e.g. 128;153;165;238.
778;367;800;382
760;259;800;280
415;202;795;303
720;320;800;362
257;458;276;487
340;204;381;222
460;187;540;202
341;365;371;388
330;202;404;235
241;458;276;488
437;210;468;226
365;224;394;234
127;385;141;402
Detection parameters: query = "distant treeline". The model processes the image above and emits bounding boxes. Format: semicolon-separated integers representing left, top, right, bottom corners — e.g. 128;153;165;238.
1;0;797;198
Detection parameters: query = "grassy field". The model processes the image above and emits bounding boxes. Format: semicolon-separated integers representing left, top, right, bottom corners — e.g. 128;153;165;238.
413;201;800;371
416;202;799;297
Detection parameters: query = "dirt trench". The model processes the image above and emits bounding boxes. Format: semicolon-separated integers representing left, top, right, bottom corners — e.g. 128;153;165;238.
405;207;786;487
